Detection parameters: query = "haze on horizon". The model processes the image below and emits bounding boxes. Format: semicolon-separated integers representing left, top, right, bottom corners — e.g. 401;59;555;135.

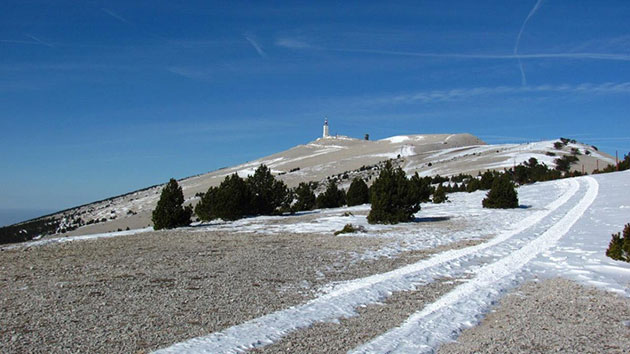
1;0;629;225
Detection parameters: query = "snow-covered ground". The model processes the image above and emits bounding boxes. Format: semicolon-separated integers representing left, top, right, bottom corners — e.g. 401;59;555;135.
153;171;630;354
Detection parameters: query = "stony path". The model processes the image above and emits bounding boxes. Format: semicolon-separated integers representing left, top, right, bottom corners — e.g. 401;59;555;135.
439;278;630;354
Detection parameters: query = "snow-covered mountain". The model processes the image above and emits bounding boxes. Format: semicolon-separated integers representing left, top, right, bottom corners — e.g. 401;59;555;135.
13;133;616;238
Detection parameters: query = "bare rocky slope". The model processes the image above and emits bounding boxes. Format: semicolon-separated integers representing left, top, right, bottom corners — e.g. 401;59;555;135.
7;133;615;239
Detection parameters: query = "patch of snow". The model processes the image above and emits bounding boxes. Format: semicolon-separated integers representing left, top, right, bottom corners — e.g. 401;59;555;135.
2;227;154;250
382;136;411;144
351;177;598;353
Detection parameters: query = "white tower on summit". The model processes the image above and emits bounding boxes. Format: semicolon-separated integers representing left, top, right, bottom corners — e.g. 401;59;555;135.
323;118;330;138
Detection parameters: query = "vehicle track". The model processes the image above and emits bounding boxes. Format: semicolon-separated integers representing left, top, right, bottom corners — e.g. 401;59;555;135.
154;177;596;353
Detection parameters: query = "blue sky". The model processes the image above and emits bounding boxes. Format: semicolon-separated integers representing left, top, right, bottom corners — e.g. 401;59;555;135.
1;0;629;225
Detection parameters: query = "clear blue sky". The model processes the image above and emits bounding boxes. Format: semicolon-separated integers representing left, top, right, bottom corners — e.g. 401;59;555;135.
1;0;629;225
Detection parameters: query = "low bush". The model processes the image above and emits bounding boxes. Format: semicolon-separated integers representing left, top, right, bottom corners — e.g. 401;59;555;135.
606;223;630;262
334;223;366;235
482;174;519;209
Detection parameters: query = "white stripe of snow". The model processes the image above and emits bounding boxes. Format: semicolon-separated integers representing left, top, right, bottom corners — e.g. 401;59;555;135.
351;177;598;353
1;227;153;250
152;179;579;354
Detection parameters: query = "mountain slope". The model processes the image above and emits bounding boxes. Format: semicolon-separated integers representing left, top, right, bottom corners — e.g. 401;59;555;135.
3;133;615;240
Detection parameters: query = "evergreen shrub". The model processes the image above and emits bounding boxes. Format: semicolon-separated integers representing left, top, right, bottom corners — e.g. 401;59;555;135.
367;161;420;224
482;174;519;209
152;178;192;230
346;178;370;206
606;224;630;262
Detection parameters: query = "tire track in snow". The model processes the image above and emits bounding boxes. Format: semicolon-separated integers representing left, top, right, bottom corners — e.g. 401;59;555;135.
153;179;580;354
351;177;599;354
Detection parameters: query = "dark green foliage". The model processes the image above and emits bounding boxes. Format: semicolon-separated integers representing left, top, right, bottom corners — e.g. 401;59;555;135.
410;173;434;203
194;186;219;221
606;232;624;261
432;184;448;203
606;224;630;262
334;223;365;235
195;165;292;221
466;178;481;193
247;165;289;215
450;173;472;183
553;141;564;149
431;175;449;184
482;174;519;209
293;182;316;211
0;217;60;244
152;178;192;230
212;174;253;221
346;178;370;206
316;180;346;209
554;154;579;173
367;161;420;224
480;171;498;190
513;157;562;184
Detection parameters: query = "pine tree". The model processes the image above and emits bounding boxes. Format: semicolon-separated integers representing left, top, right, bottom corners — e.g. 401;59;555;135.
316;180;346;209
482;174;519;209
247;164;288;215
410;173;433;203
623;224;630;261
606;232;624;261
195;186;218;221
212;173;252;221
466;178;481;193
367;161;420;224
480;171;497;190
605;224;630;262
293;182;316;211
346;178;369;206
152;178;192;230
432;183;448;204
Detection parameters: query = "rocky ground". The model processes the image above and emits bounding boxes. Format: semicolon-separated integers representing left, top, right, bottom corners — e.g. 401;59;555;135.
439;278;630;354
2;227;629;353
0;227;475;353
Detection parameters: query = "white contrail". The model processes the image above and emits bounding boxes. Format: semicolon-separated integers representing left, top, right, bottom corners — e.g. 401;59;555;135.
101;8;131;24
514;0;546;86
245;35;267;58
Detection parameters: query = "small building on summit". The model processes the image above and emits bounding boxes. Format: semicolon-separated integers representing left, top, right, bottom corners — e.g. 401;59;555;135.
323;118;330;138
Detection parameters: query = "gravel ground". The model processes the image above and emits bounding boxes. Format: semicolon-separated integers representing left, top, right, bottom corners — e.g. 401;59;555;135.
439;278;630;354
5;227;627;354
0;227;478;353
0;230;378;353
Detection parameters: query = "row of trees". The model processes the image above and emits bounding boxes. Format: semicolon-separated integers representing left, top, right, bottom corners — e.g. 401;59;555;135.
152;165;374;230
152;161;523;229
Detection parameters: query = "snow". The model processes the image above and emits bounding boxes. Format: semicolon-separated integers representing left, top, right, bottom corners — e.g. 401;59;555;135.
7;168;628;353
382;135;411;143
1;227;153;250
154;171;630;354
352;177;599;353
